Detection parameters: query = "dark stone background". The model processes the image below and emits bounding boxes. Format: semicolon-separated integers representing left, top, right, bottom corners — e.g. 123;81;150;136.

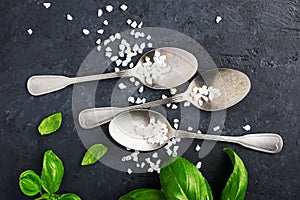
1;0;299;199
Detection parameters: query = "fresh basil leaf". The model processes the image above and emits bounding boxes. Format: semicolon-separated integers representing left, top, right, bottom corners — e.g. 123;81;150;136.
60;193;81;200
41;150;64;193
160;157;213;200
221;148;248;200
38;112;62;135
119;189;166;200
19;170;41;196
81;144;108;166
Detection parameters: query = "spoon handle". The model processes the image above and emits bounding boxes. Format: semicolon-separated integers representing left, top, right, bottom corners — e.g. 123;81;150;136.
27;70;131;96
79;95;184;129
175;131;283;154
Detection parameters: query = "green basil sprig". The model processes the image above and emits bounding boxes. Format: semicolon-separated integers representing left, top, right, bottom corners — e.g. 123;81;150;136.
38;112;62;135
119;148;248;200
19;150;81;200
221;148;248;200
81;144;108;166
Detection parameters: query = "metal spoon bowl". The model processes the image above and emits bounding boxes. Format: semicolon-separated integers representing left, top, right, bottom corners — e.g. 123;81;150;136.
109;109;283;153
27;47;197;96
79;68;251;129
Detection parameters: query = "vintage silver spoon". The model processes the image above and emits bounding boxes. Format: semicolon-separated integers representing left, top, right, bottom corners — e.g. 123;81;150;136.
79;68;251;129
109;109;283;153
27;47;197;96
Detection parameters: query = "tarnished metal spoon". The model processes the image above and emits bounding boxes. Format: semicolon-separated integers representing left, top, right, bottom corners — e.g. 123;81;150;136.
79;68;251;129
27;47;197;96
109;109;283;153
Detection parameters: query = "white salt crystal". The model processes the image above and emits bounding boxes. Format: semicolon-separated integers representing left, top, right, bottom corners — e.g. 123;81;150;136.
184;101;191;107
213;126;220;131
130;29;135;35
127;168;132;174
82;29;90;35
105;52;112;57
174;119;179;123
105;47;112;52
187;126;193;131
148;168;154;173
43;2;51;9
146;35;151;40
134;81;140;86
96;46;101;51
128;96;135;103
127;19;132;25
106;5;113;12
216;16;222;23
129;63;134;68
103;20;109;25
96;39;101;45
197;130;202;134
138;86;144;93
135;97;143;104
114;67;120;72
138;21;143;28
174;123;179;129
140;162;145;168
97;9;103;17
152;152;158;158
195;144;201;152
115;33;121;39
27;28;33;35
111;56;118;62
147;43;153;48
97;29;104;34
109;35;115;42
118;83;126;89
171;104;178;110
170;88;177;95
162;94;167;99
129;77;135;82
116;59;122;66
131;21;137;28
243;124;251;131
104;39;110;46
196;161;202;169
120;4;128;11
66;14;73;21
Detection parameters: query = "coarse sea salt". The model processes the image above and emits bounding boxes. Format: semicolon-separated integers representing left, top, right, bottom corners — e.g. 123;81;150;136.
98;9;103;17
190;85;221;107
195;144;201;152
118;82;126;89
128;96;135;103
174;123;179;129
138;86;144;93
127;168;132;174
187;126;193;131
243;124;251;131
131;21;137;28
66;14;73;21
216;16;222;23
95;39;101;45
27;28;33;35
170;88;177;95
103;19;109;25
97;29;104;34
106;5;113;12
184;101;191;107
120;4;128;11
213;126;220;132
82;29;90;35
196;161;202;169
171;104;178;110
43;2;51;9
127;19;132;25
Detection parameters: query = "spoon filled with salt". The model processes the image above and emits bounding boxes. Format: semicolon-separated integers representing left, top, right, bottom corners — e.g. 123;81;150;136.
109;109;283;153
79;68;251;129
27;47;197;96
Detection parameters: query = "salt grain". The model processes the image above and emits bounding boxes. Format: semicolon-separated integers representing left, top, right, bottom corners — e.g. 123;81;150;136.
103;19;109;25
114;67;120;72
138;21;143;28
129;63;134;68
118;83;126;89
147;43;153;48
187;126;193;131
97;29;104;34
213;126;220;132
195;144;201;152
96;39;101;45
127;168;132;174
43;2;51;9
27;28;33;35
82;29;90;35
127;19;132;25
162;94;167;99
170;88;177;95
111;56;118;62
152;152;158;158
120;4;128;11
115;33;121;39
104;39;110;46
105;47;112;52
184;101;191;107
138;86;144;93
131;21;137;28
216;16;222;23
243;124;251;131
134;81;140;86
196;161;202;169
116;59;122;66
128;96;135;103
96;46;101;51
197;130;202;134
105;52;112;57
140;162;145;168
106;5;113;12
97;9;103;17
171;104;178;110
66;14;73;21
174;123;179;129
174;119;179;123
146;35;151;40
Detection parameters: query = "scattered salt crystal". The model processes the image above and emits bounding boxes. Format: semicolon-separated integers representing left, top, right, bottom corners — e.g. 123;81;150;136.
82;29;90;35
127;19;132;25
105;52;112;57
130;29;135;35
140;32;145;37
120;4;128;11
184;101;191;107
166;149;173;156
140;162;145;168
171;104;178;110
170;88;177;95
146;35;151;40
97;9;103;17
114;67;120;72
42;2;51;9
116;59;122;66
134;81;140;86
176;138;181;142
129;77;135;82
216;16;222;23
106;5;113;12
136;163;140;167
111;56;118;62
96;39;101;45
96;46;101;51
115;33;121;39
131;21;137;28
174;123;179;129
195;144;201;152
243;124;251;131
162;94;167;99
197;130;202;134
196;161;202;169
128;96;135;103
109;35;115;42
103;39;110;46
118;83;126;89
97;29;104;34
138;21;143;28
138;86;144;93
129;63;134;68
66;14;73;21
140;42;146;49
127;168;132;174
147;43;153;48
166;103;171;107
103;19;109;26
213;126;220;132
148;168;154;173
135;97;143;104
27;28;33;35
105;47;112;52
187;126;193;131
174;119;179;123
173;146;179;152
126;147;131;151
152;152;158;158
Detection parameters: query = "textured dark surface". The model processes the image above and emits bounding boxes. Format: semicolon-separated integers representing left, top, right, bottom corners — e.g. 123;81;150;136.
1;0;300;199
